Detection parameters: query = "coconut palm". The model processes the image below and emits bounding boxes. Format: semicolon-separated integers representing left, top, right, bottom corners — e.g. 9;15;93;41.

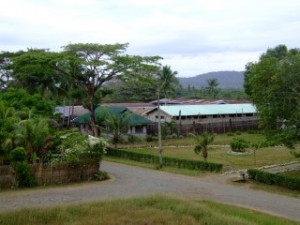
192;132;215;161
158;65;179;102
104;111;131;147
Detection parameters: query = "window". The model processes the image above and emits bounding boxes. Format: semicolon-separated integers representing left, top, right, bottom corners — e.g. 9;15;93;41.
135;126;144;133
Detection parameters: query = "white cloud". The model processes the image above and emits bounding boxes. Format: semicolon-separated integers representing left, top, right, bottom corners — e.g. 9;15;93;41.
1;0;300;76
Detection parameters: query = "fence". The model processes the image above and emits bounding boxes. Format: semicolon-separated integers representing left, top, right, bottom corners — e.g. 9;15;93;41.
0;161;99;189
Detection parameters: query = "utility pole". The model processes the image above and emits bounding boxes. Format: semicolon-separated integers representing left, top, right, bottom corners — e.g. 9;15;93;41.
157;91;163;168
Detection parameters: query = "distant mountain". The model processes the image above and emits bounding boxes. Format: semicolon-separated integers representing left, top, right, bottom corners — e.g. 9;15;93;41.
178;71;244;89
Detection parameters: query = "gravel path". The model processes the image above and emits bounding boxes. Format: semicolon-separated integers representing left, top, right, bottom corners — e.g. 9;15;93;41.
0;161;300;221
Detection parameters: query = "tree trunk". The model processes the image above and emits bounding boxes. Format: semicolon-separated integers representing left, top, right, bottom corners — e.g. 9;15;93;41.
87;92;99;137
202;148;208;161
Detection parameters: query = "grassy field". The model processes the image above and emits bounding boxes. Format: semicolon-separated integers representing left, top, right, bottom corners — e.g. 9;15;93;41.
120;132;267;147
0;195;298;225
116;132;299;171
117;145;296;171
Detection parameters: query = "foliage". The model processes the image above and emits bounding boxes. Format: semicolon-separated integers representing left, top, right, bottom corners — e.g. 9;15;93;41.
1;44;162;136
244;45;300;145
0;88;54;118
104;110;131;145
158;65;179;100
106;148;223;172
10;147;27;162
61;43;161;136
248;169;300;191
230;138;249;152
192;132;215;161
0;101;19;156
206;78;219;98
290;150;300;158
14;118;51;160
58;132;107;163
128;135;144;143
14;161;37;188
94;171;110;181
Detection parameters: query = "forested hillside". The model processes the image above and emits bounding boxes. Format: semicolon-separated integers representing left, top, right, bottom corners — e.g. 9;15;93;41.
178;71;244;88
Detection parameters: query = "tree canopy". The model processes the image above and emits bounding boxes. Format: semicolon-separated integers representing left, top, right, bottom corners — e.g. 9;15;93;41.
244;45;300;144
0;43;162;136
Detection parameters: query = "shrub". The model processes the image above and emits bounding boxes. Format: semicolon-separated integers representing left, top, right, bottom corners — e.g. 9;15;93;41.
94;171;110;181
247;169;300;191
11;147;27;162
57;132;107;163
14;161;37;188
106;148;223;172
230;138;249;152
227;132;234;136
128;135;143;143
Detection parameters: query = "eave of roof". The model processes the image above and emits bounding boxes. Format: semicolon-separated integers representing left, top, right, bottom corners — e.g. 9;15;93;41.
158;104;257;117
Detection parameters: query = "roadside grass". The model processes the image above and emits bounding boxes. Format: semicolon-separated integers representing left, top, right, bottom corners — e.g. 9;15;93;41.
104;156;211;177
0;195;298;225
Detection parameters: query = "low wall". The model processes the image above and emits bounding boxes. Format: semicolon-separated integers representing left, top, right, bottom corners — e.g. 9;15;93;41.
0;161;99;189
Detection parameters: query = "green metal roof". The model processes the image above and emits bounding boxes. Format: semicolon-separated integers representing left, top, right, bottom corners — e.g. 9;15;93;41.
159;104;257;116
72;105;153;125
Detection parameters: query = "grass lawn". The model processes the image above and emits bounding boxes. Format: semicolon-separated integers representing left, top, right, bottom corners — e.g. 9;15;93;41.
117;145;297;171
0;195;298;225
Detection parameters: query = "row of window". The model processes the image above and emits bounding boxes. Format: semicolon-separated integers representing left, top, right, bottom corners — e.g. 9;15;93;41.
155;113;256;120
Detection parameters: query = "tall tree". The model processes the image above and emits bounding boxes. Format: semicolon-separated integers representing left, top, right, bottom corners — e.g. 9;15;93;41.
61;43;161;136
244;45;300;145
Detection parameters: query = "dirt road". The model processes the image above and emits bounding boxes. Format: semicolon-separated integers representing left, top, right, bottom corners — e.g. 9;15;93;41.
0;161;300;221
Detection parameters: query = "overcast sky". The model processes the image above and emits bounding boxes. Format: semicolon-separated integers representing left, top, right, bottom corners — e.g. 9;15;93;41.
1;0;300;77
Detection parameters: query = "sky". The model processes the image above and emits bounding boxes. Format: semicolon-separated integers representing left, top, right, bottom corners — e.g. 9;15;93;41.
1;0;300;77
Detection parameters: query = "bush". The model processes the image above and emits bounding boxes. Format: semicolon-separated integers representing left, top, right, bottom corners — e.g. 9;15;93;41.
230;138;249;152
106;148;223;172
247;169;300;191
11;147;27;162
128;135;144;143
227;132;234;136
14;161;37;188
94;171;110;181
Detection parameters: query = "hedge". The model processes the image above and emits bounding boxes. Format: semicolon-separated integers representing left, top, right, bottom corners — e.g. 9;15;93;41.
106;148;223;172
247;169;300;191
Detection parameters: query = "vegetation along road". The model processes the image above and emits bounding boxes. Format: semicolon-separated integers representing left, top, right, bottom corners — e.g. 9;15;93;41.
1;161;300;222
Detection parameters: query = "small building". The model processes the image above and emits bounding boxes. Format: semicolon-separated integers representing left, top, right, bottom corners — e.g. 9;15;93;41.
72;105;153;137
146;103;259;134
55;106;89;127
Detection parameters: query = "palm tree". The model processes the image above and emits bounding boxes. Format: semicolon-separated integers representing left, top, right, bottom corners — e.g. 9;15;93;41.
192;132;215;161
206;78;219;99
158;65;179;102
104;111;131;147
14;118;50;161
0;102;19;163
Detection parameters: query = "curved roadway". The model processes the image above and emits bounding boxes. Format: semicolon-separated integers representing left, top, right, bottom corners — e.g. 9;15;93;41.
0;161;299;221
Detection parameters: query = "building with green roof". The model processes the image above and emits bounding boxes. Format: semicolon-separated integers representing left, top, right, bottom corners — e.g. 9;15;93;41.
72;105;154;136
